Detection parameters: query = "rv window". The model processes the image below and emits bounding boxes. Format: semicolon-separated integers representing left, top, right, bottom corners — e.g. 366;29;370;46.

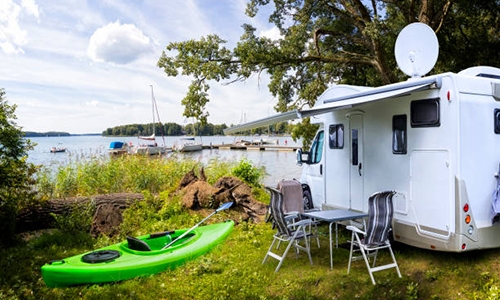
310;130;324;164
393;115;407;154
329;124;344;149
351;129;358;165
410;98;440;127
495;109;500;134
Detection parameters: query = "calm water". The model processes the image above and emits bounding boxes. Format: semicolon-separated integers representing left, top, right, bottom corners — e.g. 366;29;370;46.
27;135;303;186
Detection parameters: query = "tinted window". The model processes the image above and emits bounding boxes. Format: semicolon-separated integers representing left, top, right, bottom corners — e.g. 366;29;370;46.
329;124;344;149
393;115;407;154
411;98;440;127
310;131;324;164
351;129;358;165
495;109;500;134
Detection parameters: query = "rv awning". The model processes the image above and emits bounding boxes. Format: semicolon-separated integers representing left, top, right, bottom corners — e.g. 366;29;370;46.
224;77;440;134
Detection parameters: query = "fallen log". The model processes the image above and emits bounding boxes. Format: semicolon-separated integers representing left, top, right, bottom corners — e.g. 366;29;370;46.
15;193;144;234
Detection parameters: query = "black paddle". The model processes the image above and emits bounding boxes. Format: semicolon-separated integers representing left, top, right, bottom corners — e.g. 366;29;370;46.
161;202;233;250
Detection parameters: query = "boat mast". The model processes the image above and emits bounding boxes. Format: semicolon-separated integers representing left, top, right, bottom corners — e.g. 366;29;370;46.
150;85;166;146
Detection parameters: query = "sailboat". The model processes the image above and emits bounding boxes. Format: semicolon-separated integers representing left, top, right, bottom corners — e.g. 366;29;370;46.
129;85;167;155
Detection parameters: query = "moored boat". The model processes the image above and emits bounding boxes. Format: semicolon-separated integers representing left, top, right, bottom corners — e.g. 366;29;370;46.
129;85;167;156
173;137;202;152
50;143;66;153
41;220;234;287
50;147;66;153
108;141;129;156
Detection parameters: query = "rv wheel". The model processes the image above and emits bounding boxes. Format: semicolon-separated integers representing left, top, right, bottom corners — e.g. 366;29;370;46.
303;189;313;210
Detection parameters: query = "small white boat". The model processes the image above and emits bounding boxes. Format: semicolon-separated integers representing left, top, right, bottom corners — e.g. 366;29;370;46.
50;146;66;153
173;137;202;152
108;141;130;156
130;137;167;156
50;143;66;153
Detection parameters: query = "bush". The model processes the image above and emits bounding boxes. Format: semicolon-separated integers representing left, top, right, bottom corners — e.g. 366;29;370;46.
231;159;264;186
0;89;37;246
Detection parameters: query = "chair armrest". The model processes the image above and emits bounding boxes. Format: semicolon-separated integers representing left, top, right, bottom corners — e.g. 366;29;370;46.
285;211;300;219
288;219;313;228
346;225;366;236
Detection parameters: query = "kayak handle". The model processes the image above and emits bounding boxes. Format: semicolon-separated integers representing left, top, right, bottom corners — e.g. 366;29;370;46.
48;259;65;265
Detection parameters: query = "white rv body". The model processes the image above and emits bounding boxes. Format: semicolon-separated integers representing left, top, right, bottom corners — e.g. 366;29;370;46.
299;67;500;251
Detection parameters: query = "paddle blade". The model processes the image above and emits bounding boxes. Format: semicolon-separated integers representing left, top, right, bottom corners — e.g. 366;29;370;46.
216;202;233;212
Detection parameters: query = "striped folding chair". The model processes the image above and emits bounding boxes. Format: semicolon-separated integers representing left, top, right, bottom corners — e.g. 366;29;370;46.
263;187;314;272
346;190;402;284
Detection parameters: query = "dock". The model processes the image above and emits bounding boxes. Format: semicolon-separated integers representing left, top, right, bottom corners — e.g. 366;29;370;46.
201;144;299;151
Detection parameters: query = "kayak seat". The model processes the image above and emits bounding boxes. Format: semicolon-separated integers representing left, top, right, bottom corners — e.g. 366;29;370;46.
127;236;151;251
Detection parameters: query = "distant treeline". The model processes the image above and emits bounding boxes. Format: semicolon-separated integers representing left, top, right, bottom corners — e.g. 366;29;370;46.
24;131;71;137
102;122;292;137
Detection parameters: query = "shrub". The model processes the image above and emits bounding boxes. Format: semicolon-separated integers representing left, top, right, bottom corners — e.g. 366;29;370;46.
0;89;37;246
231;159;264;187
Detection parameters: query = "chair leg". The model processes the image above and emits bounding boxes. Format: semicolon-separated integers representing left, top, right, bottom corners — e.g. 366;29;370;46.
388;246;402;278
361;249;377;285
347;232;355;274
262;236;280;264
371;249;379;268
275;235;298;272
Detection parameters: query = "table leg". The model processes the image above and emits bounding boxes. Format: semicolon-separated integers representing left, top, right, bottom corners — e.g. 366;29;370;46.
329;222;334;269
335;222;339;248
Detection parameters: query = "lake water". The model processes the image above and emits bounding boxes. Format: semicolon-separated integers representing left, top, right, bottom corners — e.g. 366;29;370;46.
27;135;304;186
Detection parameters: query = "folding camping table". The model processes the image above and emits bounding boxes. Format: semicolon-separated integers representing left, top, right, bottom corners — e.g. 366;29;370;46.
302;209;368;269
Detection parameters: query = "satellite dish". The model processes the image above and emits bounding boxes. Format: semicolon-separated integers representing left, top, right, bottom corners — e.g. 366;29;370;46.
395;22;439;78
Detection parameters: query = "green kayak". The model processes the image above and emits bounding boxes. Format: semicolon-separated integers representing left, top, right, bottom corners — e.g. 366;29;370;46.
41;220;234;287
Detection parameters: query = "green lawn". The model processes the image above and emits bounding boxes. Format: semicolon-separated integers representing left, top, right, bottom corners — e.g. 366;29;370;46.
2;220;500;300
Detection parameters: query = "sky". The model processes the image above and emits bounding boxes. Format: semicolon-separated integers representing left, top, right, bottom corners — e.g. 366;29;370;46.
0;0;281;134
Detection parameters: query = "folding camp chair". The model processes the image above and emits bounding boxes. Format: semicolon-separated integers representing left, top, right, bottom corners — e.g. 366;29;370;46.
263;187;314;272
277;180;320;248
346;190;402;284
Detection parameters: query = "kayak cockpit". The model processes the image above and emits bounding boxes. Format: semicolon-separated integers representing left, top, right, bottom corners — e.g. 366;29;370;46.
120;231;198;253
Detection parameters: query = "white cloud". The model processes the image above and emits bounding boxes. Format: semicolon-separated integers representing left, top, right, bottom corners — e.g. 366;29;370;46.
1;1;280;134
21;0;39;19
87;20;152;64
0;0;26;54
259;26;282;41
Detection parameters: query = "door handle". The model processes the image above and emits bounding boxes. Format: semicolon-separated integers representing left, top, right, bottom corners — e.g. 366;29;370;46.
320;164;323;175
358;163;362;176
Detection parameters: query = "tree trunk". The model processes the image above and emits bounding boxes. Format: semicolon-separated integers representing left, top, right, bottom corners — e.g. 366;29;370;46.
15;193;144;233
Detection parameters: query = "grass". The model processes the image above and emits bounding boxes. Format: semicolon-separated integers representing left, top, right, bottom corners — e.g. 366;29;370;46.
2;156;500;299
4;224;500;299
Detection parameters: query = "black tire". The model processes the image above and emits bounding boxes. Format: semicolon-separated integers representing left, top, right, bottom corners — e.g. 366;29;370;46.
303;189;313;210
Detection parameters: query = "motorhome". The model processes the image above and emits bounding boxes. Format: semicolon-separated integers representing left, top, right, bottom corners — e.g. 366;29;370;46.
225;23;500;252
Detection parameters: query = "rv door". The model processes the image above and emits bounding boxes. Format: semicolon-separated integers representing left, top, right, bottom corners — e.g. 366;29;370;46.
349;114;364;211
302;130;325;206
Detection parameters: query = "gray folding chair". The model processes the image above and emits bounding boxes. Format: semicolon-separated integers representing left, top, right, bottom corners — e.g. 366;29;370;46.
277;179;320;248
346;190;402;284
263;187;313;272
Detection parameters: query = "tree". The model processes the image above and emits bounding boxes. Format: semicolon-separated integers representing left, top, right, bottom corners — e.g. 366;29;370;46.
0;88;37;246
157;0;499;148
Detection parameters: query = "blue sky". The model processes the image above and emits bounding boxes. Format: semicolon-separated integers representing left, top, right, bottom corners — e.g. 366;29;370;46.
0;0;280;133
